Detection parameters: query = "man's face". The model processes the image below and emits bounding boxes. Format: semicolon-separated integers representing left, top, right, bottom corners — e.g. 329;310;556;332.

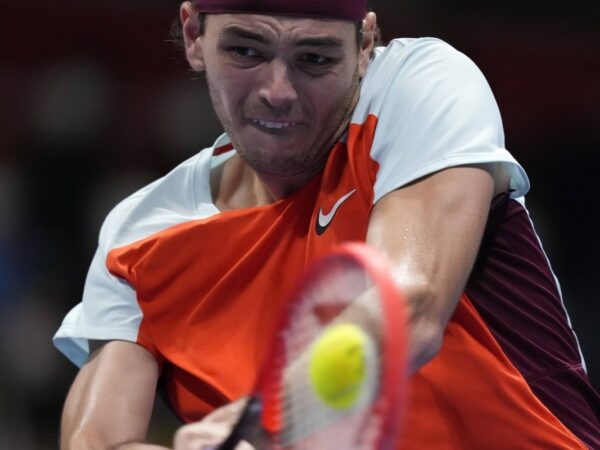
194;13;369;181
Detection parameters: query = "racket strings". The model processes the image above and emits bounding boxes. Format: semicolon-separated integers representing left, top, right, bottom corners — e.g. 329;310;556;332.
266;263;386;449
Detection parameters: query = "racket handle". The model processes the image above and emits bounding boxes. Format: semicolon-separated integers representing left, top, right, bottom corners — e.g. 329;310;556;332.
216;396;263;450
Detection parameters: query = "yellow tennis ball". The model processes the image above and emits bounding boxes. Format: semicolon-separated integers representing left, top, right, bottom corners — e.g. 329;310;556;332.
308;323;373;410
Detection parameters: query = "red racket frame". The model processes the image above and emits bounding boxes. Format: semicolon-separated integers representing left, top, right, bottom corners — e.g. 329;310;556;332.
254;242;408;449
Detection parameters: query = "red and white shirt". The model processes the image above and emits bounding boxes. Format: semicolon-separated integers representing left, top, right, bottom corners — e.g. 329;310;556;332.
54;38;598;448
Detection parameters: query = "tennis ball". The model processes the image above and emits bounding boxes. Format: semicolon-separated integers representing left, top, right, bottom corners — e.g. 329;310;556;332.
308;323;373;410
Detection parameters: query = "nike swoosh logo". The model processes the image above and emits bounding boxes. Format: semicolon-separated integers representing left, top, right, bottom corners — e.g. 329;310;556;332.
316;189;357;236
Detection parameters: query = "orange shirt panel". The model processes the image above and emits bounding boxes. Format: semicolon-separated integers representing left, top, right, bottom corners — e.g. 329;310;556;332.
398;294;585;449
107;118;379;420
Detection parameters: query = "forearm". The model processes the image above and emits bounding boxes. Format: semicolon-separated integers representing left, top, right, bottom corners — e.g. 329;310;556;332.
63;435;171;450
61;341;162;450
366;165;497;374
399;281;454;374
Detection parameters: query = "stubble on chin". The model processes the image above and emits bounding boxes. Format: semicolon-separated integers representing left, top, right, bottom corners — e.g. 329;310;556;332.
207;65;362;180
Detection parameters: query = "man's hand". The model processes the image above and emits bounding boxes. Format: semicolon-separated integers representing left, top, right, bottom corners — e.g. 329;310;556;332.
173;398;254;450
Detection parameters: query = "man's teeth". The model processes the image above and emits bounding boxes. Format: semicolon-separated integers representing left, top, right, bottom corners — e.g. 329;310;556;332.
254;119;294;129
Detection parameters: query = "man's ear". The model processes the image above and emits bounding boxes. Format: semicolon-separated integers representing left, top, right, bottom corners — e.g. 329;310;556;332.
358;12;377;78
180;2;206;71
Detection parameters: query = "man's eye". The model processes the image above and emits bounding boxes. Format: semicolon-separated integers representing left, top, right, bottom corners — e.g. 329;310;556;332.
229;47;259;58
301;53;331;65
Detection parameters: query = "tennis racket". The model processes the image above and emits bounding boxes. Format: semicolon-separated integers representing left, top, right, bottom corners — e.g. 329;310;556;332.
217;242;408;450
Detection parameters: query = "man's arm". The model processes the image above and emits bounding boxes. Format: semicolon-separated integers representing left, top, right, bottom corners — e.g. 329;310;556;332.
366;163;501;373
60;340;170;450
171;165;502;449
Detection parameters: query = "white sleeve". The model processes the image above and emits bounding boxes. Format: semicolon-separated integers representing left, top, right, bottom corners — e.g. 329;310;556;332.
52;245;142;368
52;149;220;367
354;38;529;203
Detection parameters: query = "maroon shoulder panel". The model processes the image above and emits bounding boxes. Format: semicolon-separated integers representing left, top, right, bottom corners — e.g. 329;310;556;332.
465;193;600;448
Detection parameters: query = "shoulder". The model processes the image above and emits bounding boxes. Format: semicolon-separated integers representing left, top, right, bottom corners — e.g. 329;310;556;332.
99;137;227;251
361;38;487;110
354;37;490;121
350;38;529;201
368;37;477;81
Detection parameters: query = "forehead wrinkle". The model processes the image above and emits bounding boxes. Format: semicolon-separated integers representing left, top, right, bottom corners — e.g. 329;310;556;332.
222;25;271;45
211;15;352;50
294;36;345;49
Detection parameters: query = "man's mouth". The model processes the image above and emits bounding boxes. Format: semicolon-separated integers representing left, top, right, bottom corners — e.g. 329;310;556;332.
252;119;298;130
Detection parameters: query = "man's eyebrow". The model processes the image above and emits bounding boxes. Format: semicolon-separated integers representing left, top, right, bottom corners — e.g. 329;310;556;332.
295;36;345;48
220;26;344;49
221;26;270;45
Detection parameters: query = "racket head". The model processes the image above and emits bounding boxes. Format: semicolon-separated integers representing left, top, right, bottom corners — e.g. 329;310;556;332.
254;242;408;449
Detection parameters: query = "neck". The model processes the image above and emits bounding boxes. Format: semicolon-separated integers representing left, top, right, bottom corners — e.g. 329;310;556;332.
257;164;324;200
211;155;275;210
213;153;324;210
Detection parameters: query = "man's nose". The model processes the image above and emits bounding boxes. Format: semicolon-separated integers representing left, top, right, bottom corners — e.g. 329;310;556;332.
258;60;298;110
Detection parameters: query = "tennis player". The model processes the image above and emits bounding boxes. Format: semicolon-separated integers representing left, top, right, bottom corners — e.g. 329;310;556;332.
54;1;600;449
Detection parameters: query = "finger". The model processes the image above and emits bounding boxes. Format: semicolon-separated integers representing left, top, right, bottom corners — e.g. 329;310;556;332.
205;397;249;425
173;398;250;450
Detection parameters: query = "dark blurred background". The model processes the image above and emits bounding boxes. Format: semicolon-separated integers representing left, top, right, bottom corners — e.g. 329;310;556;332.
1;1;598;448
